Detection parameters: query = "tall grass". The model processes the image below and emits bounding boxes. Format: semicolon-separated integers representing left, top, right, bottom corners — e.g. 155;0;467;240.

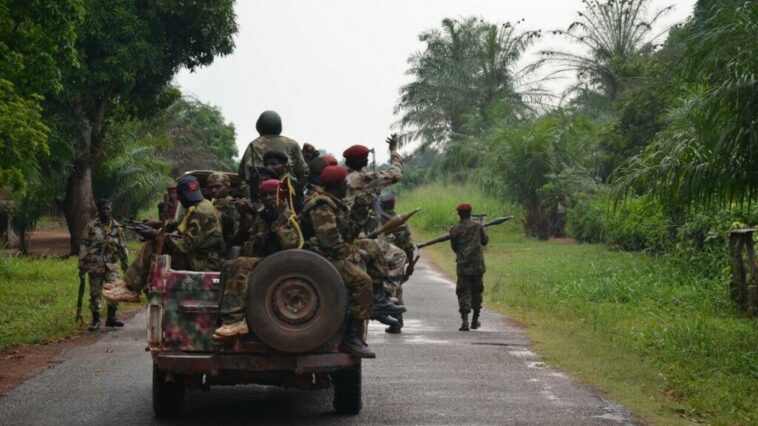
399;183;758;425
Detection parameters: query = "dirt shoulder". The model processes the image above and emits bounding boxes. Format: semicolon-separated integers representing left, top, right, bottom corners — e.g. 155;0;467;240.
0;309;141;396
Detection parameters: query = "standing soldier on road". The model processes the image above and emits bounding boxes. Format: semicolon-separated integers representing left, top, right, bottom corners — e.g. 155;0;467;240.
103;175;224;303
78;199;129;331
238;110;308;183
449;203;489;331
208;171;240;249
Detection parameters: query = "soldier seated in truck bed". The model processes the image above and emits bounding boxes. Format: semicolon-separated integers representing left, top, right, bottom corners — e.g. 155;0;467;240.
214;178;304;339
104;175;225;303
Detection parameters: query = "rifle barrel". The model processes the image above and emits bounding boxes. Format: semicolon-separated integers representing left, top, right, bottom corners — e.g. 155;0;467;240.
416;215;513;250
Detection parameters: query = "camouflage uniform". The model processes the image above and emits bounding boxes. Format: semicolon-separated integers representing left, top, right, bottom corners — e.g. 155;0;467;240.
449;218;489;313
124;199;224;293
301;189;372;320
345;151;403;207
218;207;303;324
213;195;240;248
239;135;308;183
79;218;129;312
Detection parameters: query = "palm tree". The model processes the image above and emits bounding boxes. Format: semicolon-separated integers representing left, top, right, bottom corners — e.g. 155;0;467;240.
541;0;673;102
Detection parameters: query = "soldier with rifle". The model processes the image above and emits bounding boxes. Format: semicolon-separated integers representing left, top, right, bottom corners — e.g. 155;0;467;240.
238;110;308;185
103;175;224;303
415;211;513;331
77;199;129;331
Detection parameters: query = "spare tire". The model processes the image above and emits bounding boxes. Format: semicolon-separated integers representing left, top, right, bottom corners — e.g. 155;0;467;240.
246;249;346;353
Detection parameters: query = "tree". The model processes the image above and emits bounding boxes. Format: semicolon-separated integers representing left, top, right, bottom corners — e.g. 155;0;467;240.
615;1;758;208
541;0;672;102
156;97;238;177
46;0;237;254
395;17;539;148
0;1;83;191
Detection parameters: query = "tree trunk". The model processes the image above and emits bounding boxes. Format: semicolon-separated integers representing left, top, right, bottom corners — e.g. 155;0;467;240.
64;159;96;255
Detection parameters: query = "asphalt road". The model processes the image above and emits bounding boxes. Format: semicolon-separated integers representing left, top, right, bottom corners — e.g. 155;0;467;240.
0;259;635;425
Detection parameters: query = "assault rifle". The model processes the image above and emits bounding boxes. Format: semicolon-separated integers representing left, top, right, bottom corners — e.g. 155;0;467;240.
415;215;513;249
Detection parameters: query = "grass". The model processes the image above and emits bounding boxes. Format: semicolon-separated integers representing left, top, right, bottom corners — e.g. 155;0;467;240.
0;242;144;352
398;183;758;426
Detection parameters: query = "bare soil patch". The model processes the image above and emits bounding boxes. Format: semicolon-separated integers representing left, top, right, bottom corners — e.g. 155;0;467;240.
3;229;71;257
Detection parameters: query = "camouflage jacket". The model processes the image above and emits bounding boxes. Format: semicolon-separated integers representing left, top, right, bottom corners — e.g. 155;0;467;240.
164;199;224;271
449;218;489;275
238;135;308;182
242;206;303;257
212;195;240;248
345;152;403;207
79;218;129;274
377;208;414;255
300;190;362;262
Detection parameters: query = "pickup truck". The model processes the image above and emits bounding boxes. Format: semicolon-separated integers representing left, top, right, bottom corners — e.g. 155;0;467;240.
146;249;362;417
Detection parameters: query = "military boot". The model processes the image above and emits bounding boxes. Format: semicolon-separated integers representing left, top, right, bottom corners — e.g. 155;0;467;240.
371;312;399;326
385;313;403;334
372;284;406;316
88;311;101;331
471;309;481;330
105;305;124;327
459;312;470;331
339;316;376;359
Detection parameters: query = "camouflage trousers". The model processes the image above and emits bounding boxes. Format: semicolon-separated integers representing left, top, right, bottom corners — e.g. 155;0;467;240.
87;271;120;312
456;273;484;314
125;241;190;293
218;257;262;324
355;238;390;289
331;258;373;320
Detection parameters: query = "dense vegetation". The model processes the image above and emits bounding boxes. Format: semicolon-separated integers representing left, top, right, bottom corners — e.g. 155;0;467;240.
396;0;758;254
0;0;239;254
398;184;758;425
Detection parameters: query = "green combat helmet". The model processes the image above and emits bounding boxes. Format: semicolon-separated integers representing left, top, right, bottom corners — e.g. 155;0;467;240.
256;110;282;136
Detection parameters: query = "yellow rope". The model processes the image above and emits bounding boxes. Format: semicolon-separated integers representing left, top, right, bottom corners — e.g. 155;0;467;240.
177;205;196;233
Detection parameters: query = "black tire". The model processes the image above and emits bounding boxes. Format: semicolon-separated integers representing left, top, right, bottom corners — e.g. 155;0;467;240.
246;249;347;353
332;364;362;415
152;364;185;417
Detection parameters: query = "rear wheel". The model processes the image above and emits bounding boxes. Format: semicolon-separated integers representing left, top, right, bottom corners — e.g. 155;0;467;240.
152;364;185;417
247;249;346;353
332;364;362;414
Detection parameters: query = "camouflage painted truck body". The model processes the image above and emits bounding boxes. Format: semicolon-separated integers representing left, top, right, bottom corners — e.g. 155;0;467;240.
147;254;362;416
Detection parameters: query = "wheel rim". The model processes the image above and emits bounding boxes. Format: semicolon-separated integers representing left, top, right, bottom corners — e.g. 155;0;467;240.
267;274;321;329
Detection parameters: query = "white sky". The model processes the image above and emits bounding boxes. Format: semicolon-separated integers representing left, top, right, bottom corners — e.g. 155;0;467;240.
174;0;696;163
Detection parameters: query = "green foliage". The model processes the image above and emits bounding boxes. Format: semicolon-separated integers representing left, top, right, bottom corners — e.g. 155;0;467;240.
0;0;83;191
541;0;672;101
395;17;539;147
156;97;238;176
410;183;757;425
615;1;758;208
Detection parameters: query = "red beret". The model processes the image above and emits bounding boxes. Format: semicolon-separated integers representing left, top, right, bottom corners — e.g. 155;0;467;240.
259;179;281;194
343;145;370;162
322;155;338;166
456;203;472;213
320;166;348;187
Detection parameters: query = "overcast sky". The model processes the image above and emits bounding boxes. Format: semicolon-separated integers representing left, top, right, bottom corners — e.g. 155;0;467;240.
174;0;696;163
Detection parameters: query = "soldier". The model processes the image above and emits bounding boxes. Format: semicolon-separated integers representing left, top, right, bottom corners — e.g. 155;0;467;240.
302;142;320;164
364;192;415;334
262;150;303;214
449;203;489;331
238;110;308;183
343;134;402;207
208;171;240;248
78;199;129;330
214;179;304;340
300;166;375;358
103;175;224;303
157;184;179;221
305;156;330;194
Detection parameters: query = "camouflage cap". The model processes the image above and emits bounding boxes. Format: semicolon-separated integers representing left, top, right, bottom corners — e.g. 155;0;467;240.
207;171;230;186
